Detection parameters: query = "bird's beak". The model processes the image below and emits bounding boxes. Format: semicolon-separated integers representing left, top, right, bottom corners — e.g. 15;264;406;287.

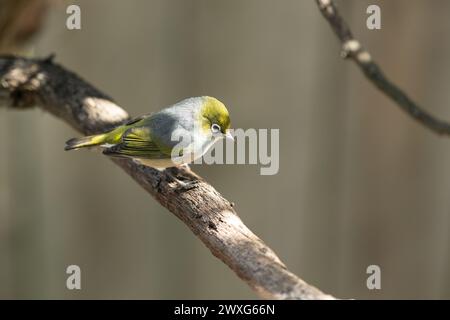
225;131;234;142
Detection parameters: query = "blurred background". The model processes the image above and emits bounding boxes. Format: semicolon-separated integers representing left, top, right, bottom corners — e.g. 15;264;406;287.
1;0;450;299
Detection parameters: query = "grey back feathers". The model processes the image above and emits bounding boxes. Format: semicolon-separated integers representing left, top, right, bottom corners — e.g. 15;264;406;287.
140;97;204;149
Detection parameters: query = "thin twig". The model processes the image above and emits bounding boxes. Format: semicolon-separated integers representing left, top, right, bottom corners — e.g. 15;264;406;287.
315;0;450;135
0;55;335;300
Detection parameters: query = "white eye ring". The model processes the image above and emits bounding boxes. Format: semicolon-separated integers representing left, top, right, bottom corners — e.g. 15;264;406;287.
211;123;221;133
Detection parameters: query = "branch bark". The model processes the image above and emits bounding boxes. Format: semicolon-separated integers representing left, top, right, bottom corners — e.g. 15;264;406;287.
315;0;450;135
0;55;334;300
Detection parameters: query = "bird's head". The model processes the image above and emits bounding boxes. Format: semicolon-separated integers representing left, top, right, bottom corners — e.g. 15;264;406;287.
199;96;233;141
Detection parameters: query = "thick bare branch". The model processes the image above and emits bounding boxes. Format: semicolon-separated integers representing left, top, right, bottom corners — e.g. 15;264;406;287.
0;55;334;300
316;0;450;135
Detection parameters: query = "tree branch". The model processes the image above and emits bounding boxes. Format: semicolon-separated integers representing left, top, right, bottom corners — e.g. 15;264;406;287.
0;55;334;300
315;0;450;135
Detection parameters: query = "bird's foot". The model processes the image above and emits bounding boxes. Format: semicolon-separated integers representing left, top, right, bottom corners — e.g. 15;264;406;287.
165;168;199;192
175;179;200;192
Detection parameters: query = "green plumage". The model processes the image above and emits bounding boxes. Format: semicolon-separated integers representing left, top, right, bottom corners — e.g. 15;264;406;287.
103;126;170;159
65;117;169;159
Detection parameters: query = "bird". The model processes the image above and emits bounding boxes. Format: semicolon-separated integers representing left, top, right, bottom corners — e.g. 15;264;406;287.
65;96;233;188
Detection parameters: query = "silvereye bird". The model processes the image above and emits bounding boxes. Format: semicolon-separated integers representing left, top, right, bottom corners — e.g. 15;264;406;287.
65;96;233;173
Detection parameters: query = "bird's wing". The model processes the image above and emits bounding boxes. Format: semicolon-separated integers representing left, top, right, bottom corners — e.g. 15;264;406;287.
103;126;172;159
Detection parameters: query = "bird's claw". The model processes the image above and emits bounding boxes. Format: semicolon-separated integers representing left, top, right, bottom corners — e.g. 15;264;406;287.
164;168;199;192
175;179;199;192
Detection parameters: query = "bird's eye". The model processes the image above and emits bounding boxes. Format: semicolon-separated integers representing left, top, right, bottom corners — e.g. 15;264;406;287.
211;123;221;133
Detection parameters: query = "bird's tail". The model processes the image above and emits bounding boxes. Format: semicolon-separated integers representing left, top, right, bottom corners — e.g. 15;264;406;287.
65;133;108;151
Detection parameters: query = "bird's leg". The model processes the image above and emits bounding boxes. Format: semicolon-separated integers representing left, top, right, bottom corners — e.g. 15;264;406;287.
165;166;199;191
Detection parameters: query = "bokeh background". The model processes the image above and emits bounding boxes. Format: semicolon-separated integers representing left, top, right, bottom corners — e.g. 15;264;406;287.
1;0;450;299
